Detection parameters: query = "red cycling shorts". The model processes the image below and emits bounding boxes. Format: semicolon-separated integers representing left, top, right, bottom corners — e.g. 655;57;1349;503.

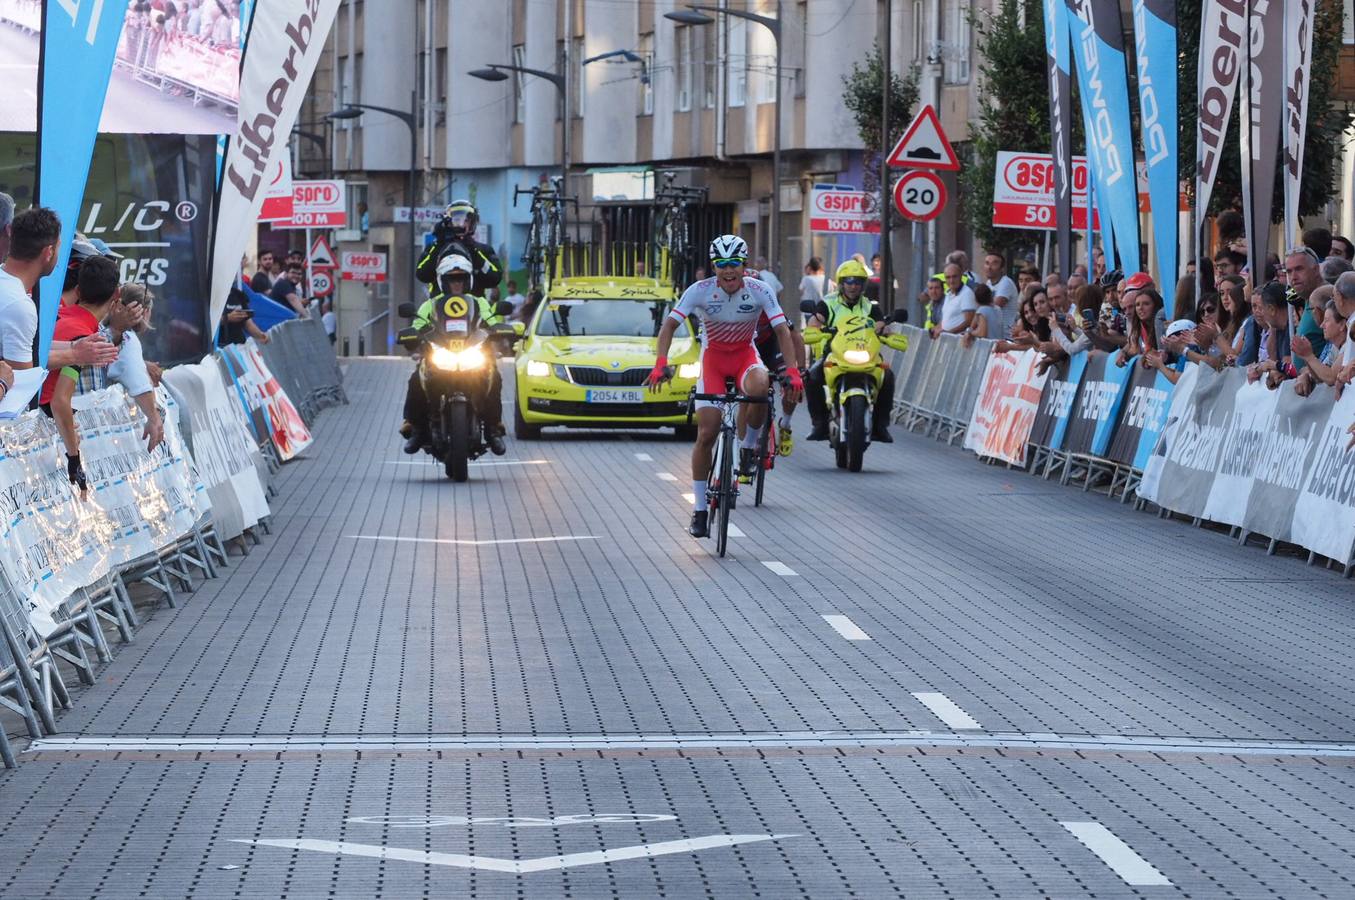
695;343;765;409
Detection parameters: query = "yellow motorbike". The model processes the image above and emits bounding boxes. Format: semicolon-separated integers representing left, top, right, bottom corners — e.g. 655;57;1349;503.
803;306;909;472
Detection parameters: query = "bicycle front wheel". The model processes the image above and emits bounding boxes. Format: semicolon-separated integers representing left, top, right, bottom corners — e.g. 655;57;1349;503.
716;430;734;557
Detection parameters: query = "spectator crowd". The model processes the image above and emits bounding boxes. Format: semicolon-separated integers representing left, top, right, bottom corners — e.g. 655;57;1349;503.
921;215;1355;447
0;192;166;492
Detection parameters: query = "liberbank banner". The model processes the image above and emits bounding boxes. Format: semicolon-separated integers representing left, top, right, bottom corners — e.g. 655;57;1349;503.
209;0;342;330
1042;0;1075;276
1066;0;1141;275
0;133;219;364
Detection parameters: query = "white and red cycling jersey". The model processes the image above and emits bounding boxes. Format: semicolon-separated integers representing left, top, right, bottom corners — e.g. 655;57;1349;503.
670;276;787;403
669;276;786;350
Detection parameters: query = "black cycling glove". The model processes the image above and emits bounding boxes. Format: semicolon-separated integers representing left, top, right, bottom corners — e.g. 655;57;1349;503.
67;453;88;493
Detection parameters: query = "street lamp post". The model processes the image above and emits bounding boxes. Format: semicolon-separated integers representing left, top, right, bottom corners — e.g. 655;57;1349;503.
666;3;782;278
469;64;569;186
327;93;419;349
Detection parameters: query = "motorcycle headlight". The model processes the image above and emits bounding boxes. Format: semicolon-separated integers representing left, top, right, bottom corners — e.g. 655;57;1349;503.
677;362;701;379
526;359;551;377
456;346;487;370
430;345;459;371
430;345;488;371
843;349;872;365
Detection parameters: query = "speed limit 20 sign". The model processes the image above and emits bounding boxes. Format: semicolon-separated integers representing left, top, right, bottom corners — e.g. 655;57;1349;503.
893;170;946;223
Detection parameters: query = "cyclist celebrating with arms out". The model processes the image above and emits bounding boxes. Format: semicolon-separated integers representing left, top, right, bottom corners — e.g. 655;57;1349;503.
647;235;802;538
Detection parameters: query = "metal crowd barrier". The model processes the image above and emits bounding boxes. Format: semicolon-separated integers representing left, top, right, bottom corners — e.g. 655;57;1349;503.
891;326;994;444
257;316;348;428
0;321;347;767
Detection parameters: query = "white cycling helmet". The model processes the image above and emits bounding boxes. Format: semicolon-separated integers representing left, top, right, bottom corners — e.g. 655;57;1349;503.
436;253;474;277
708;234;748;262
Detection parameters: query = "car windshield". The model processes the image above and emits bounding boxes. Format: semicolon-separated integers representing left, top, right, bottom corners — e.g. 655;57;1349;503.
534;298;690;338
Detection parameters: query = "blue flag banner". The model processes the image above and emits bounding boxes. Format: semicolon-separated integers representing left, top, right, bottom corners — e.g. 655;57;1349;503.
34;0;126;367
1066;0;1141;276
1132;0;1178;304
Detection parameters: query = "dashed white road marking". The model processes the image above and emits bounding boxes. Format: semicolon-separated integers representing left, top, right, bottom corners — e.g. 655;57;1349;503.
1060;822;1172;886
349;535;597;547
727;523;745;538
761;560;798;577
657;472;678;482
822;615;870;641
911;693;982;730
682;493;696;504
634;452;654;461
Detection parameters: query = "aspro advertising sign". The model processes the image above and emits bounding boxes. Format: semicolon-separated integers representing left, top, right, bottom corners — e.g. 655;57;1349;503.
808;184;880;234
275;180;348;229
993;150;1160;231
341;251;388;283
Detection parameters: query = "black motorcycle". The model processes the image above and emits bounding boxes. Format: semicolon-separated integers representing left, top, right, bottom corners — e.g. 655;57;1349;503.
398;296;519;481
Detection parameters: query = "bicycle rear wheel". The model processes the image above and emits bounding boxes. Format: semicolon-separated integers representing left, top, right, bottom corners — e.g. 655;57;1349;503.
716;430;734;557
754;421;771;507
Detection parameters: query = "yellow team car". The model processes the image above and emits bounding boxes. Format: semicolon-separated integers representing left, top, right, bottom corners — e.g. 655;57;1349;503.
513;277;700;439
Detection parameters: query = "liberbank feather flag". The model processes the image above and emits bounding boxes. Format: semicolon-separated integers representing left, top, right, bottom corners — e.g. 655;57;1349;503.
1066;0;1141;275
1195;0;1246;234
1042;0;1075;277
33;0;126;366
209;0;342;328
1239;0;1284;277
1281;0;1317;246
1132;0;1178;300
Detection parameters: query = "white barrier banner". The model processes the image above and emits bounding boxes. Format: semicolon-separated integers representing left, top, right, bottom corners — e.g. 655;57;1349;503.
0;387;206;636
0;413;108;637
1291;388;1355;565
163;360;270;541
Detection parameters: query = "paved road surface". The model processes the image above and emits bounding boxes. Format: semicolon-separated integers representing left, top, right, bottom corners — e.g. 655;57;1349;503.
2;358;1352;898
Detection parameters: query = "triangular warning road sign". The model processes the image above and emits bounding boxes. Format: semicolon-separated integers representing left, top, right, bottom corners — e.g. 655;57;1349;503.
886;105;960;171
309;235;337;269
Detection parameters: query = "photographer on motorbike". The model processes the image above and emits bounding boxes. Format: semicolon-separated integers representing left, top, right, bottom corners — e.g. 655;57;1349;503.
804;258;895;443
399;254;508;456
416;200;502;297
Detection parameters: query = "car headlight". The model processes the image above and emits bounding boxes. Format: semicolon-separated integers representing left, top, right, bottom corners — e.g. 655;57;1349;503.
843;349;872;365
526;359;551;377
430;345;487;371
677;362;701;379
552;364;572;382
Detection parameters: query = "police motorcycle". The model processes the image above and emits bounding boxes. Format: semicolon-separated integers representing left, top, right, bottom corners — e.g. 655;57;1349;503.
398;256;521;482
801;300;909;472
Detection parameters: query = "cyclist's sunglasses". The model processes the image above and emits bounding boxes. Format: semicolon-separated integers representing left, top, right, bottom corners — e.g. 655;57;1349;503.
840;277;867;287
711;257;745;269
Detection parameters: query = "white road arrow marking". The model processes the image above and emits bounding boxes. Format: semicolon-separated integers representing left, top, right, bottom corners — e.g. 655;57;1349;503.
234;834;795;873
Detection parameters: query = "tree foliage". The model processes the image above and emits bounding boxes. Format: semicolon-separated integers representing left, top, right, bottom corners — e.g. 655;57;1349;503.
841;44;919;199
960;0;1063;253
1176;0;1351;223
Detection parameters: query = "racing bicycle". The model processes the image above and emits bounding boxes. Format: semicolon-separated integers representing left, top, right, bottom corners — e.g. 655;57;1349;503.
515;177;576;291
691;381;770;557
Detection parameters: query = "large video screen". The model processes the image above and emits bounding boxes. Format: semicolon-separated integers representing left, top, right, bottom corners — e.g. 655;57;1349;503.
0;0;240;135
0;132;219;364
